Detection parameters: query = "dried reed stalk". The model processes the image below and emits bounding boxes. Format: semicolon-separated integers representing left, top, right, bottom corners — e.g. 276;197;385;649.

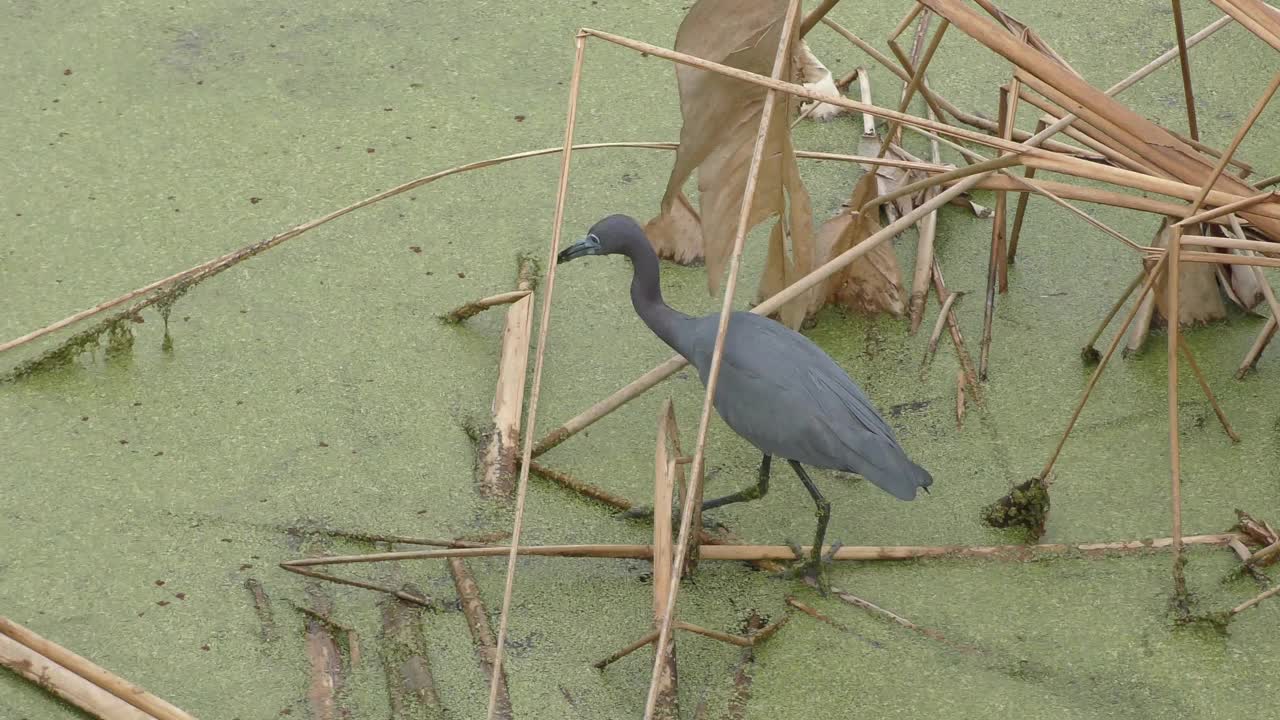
0;618;195;720
450;558;513;720
932;259;981;400
650;400;679;719
909;103;943;333
955;369;966;428
280;533;1239;566
1209;0;1280;51
282;565;434;608
0;632;157;720
486;32;586;720
645;4;803;714
1170;0;1200;140
1175;191;1280;227
927;291;963;358
479;256;538;499
876;18;950;157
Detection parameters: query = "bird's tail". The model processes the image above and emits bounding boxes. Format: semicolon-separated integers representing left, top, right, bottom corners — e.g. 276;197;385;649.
852;439;934;501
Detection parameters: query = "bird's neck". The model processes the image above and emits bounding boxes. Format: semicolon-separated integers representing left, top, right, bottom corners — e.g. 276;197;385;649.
626;241;693;358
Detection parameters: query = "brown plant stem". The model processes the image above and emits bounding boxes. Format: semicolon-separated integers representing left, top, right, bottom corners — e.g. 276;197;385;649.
442;290;532;323
0;632;156;720
1170;0;1200;140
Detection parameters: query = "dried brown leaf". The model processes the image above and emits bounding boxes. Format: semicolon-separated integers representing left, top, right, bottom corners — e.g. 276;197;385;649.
1149;218;1227;326
806;173;905;319
645;0;816;328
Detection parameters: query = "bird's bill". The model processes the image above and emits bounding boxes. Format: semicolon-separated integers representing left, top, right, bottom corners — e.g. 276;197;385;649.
556;234;602;264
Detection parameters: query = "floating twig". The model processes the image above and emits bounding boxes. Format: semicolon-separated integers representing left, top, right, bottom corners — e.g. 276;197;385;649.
282;564;435;608
1231;583;1280;617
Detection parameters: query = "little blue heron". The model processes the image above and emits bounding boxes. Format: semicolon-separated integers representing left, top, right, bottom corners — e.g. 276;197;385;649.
557;214;933;588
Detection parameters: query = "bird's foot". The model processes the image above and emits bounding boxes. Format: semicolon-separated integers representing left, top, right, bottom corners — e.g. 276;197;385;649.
778;540;843;596
618;504;654;521
618;505;721;531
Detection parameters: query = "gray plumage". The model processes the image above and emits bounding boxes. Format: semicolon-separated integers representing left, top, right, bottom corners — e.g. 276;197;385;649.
557;214;932;582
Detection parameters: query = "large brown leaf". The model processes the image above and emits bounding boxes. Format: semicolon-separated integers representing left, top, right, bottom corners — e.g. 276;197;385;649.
644;0;816;328
806;173;906;319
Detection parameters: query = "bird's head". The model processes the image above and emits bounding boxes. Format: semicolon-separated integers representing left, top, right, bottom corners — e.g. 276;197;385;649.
557;214;645;264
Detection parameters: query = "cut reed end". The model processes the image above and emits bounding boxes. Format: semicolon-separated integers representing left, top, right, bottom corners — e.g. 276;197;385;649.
982;476;1051;542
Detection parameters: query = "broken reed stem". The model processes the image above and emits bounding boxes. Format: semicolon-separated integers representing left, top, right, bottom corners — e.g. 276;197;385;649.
450;558;513;720
594;630;661;670
1175;191;1280;227
1006;117;1046;265
0;618;195;720
909;101;944;333
524;460;784;573
1177;335;1240;442
932;259;982;401
281;564;435;608
1231;583;1280;616
645;4;803;715
280;533;1240;567
1169;0;1201;141
1040;255;1168;478
955;369;966;427
927;292;963;357
823;583;980;654
1083;271;1144;361
443;290;531;323
485;32;586;720
877;18;950;158
479;256;538;499
996;78;1020;293
0;632;157;720
651;401;679;717
797;0;841;39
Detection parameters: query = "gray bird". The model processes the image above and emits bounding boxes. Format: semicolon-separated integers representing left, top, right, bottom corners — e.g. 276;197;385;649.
557;214;932;589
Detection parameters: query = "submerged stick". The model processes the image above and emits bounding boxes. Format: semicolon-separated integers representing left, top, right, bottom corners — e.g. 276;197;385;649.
380;579;443;719
0;633;157;720
450;558;513;720
725;613;767;720
244;578;276;643
442;291;531;323
0;618;195;720
932;260;981;401
282;565;434;608
302;588;349;720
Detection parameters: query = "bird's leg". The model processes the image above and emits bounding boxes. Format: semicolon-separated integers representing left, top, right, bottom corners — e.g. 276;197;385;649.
784;460;837;595
700;454;771;511
619;454;771;523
